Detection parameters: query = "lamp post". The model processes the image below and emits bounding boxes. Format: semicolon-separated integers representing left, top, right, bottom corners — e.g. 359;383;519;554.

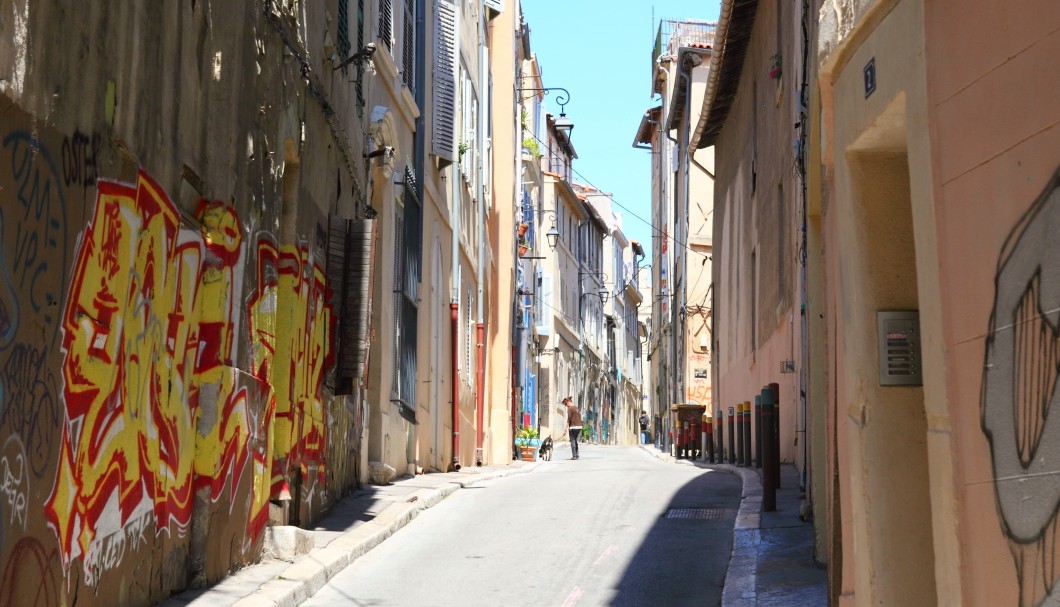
518;87;574;139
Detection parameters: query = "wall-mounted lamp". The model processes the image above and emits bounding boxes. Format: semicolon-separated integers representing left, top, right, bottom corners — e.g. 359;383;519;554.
334;43;377;71
520;210;560;257
545;223;560;251
581;290;610;305
518;87;574;140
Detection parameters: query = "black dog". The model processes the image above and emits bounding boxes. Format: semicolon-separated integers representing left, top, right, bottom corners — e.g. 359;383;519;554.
538;436;554;461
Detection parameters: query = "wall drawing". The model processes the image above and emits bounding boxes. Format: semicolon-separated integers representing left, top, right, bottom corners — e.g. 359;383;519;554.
0;98;349;602
982;169;1060;607
44;170;269;585
249;237;333;516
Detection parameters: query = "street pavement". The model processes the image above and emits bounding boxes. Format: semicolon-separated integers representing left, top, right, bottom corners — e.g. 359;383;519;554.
161;443;825;607
639;445;828;606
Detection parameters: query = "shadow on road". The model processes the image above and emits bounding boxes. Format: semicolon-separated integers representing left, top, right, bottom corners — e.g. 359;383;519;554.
607;463;742;607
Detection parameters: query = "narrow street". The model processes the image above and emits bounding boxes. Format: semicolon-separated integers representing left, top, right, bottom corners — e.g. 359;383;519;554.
303;445;741;606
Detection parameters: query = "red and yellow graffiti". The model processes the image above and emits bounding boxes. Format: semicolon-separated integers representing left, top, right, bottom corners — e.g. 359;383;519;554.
45;171;271;582
248;239;333;500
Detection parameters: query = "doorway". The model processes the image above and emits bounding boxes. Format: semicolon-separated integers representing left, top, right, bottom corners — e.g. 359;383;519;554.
844;95;937;605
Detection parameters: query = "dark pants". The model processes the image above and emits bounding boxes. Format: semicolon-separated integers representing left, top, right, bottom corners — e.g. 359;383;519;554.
568;428;581;457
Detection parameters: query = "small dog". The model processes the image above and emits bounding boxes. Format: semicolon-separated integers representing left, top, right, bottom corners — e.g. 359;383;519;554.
538;436;554;461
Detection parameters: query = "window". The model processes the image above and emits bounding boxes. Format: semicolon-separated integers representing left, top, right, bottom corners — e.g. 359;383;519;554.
392;171;422;423
378;0;393;51
338;0;352;61
401;0;415;92
431;0;456;161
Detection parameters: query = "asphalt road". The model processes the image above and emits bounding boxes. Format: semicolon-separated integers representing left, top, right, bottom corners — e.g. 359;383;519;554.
303;443;742;606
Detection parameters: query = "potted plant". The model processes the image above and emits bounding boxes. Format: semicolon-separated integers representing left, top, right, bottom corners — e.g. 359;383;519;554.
514;426;541;461
521;137;541;159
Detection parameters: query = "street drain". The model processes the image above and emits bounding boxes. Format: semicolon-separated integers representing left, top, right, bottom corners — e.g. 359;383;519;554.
663;508;726;520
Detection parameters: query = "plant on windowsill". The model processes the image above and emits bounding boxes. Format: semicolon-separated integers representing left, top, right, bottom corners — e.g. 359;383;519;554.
522;137;541;159
515;425;541;461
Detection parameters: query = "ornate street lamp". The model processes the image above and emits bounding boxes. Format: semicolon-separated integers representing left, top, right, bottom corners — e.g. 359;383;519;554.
518;86;574;141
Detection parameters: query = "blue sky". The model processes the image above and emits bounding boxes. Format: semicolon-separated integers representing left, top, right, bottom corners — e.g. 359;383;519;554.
519;0;721;255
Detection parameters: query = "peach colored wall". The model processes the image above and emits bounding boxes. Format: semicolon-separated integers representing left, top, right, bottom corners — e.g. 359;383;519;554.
925;0;1060;604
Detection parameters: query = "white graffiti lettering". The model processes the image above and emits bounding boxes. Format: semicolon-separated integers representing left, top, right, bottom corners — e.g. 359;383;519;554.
82;510;152;586
0;446;27;529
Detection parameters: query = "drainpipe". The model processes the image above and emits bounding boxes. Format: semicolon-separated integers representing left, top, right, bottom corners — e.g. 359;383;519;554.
450;302;461;471
474;10;488;466
448;0;463;474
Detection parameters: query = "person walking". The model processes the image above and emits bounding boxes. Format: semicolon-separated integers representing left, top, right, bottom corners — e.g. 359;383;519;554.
639;410;650;444
562;397;583;460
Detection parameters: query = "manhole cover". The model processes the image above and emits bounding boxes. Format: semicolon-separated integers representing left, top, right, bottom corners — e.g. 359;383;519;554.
663;508;726;520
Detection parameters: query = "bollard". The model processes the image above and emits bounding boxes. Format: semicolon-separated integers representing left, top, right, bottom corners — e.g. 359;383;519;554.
690;418;700;460
728;406;736;464
762;386;777;511
770;382;781;489
737;403;746;466
754;394;763;468
742;400;752;468
705;415;715;463
716;410;724;463
674;422;682;459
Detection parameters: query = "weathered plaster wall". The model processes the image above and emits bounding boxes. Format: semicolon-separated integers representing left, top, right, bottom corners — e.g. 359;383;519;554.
711;0;800;464
0;3;365;604
924;0;1060;605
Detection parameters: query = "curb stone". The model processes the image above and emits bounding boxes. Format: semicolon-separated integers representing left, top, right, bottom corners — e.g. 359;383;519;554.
165;463;537;607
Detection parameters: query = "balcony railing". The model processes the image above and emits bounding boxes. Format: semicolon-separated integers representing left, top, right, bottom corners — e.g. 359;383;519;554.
652;19;717;79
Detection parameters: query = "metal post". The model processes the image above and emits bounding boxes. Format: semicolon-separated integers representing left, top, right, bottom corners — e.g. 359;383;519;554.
715;410;724;463
737;403;745;466
770;382;781;489
742;400;752;468
728;406;736;464
762;386;776;511
675;418;684;459
754;394;763;468
706;415;715;463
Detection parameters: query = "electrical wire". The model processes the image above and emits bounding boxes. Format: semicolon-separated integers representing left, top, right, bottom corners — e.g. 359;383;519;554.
524;129;712;262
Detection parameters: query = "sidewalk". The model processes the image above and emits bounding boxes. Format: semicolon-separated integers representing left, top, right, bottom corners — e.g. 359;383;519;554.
160;461;538;607
639;445;827;606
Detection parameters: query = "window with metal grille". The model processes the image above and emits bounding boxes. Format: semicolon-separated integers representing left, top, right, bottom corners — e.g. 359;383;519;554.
391;211;404;397
378;0;393;51
391;169;422;423
401;0;415;93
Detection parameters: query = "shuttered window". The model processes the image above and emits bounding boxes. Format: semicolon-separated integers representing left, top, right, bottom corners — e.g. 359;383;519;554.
327;215;376;395
338;0;351;60
402;0;415;93
378;0;393;51
431;0;456;161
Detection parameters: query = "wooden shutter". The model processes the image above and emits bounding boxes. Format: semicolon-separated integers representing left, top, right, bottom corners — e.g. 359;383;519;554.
431;0;456;161
402;0;415;92
378;0;393;51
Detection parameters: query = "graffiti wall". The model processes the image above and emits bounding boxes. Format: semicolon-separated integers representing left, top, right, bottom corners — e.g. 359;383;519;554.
982;169;1060;607
0;99;351;603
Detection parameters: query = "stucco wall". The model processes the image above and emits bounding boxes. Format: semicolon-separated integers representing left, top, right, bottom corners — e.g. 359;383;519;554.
0;3;364;603
711;0;800;464
924;1;1060;604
